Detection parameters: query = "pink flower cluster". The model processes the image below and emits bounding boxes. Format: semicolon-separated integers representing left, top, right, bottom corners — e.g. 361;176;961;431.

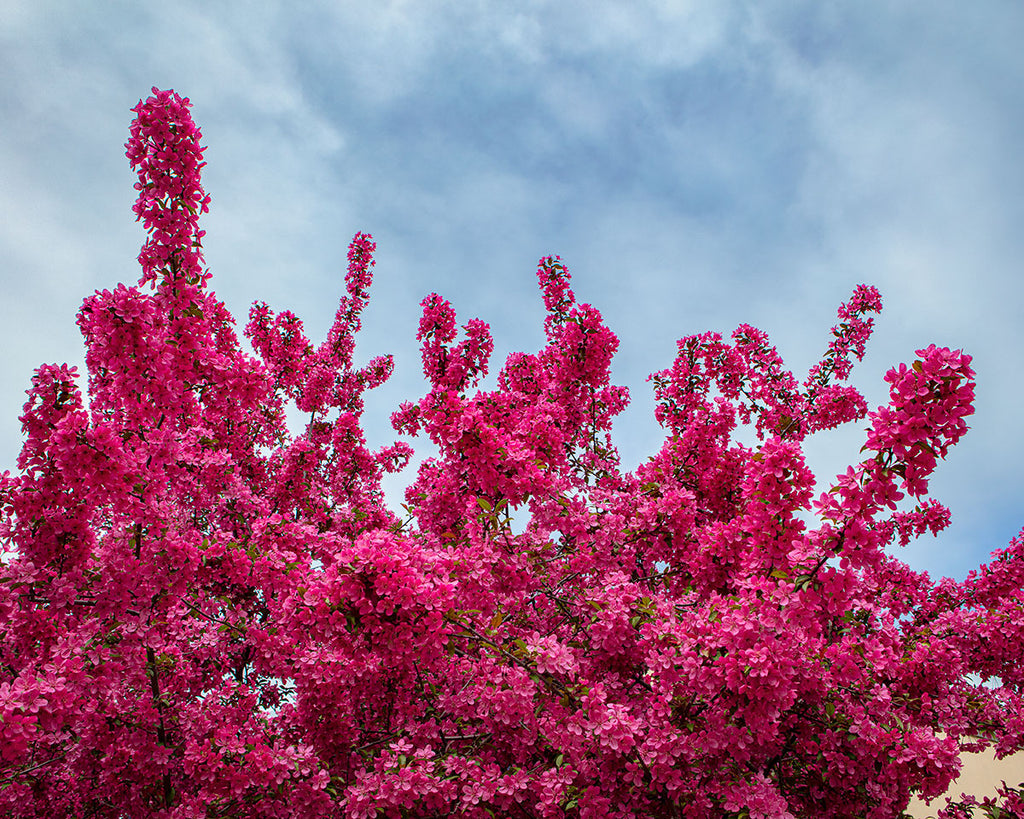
126;87;210;290
1;88;1021;818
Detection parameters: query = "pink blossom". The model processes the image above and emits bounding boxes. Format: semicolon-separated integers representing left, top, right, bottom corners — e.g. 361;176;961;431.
0;87;1018;819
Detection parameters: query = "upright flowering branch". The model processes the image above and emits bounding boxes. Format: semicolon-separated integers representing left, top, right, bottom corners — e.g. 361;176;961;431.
1;88;1022;819
0;89;398;816
126;87;210;292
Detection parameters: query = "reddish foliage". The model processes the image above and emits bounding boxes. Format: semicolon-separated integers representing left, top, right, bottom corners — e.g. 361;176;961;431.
1;88;1021;819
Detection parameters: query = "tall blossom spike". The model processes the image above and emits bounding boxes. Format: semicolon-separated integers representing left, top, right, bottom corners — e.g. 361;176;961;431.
126;88;210;291
0;88;1021;819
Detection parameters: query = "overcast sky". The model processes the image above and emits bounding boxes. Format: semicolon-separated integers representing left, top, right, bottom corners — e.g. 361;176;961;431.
2;1;1022;580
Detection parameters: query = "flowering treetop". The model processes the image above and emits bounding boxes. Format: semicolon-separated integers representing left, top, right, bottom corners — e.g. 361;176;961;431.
0;87;1021;819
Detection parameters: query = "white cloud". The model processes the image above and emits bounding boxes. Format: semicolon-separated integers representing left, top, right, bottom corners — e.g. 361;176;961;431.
0;1;1021;578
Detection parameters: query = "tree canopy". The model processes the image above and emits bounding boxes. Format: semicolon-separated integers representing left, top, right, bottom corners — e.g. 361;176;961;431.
1;88;1022;819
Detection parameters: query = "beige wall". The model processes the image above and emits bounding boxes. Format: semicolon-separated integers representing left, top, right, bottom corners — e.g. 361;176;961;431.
906;748;1024;818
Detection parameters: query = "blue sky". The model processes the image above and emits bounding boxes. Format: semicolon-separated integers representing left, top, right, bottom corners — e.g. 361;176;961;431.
1;1;1021;580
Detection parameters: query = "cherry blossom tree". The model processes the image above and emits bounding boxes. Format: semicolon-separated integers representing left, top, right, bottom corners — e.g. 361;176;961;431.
1;88;1022;819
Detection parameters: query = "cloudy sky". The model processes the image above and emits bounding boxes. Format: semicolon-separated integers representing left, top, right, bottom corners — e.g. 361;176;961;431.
1;1;1021;580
